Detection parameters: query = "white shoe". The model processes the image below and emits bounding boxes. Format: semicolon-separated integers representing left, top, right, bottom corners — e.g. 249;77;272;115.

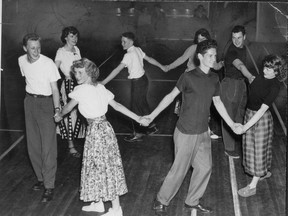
82;200;105;212
102;207;123;216
210;131;221;139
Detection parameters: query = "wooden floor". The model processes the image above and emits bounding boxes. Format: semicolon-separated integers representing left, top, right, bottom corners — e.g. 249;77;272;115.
0;48;287;215
0;97;286;216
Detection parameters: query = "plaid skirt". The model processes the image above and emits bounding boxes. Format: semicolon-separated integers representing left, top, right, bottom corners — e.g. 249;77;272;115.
80;116;128;202
242;109;274;177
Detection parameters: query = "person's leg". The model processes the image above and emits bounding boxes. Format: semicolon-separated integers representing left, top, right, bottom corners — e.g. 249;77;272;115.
36;97;57;189
220;78;242;158
239;110;273;197
185;131;212;206
156;128;200;206
125;75;152;141
102;196;123;216
24;96;43;183
111;196;121;211
65;79;81;157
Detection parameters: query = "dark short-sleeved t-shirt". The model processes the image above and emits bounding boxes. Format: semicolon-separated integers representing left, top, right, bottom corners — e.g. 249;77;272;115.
224;43;247;79
176;67;220;134
247;75;280;111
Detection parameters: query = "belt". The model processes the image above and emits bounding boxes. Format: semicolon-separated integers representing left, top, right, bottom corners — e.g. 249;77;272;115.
225;77;244;80
131;75;145;81
26;92;52;98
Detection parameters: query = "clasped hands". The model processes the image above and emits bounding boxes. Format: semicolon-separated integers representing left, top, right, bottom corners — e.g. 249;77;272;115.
53;111;62;123
232;123;245;135
138;115;153;127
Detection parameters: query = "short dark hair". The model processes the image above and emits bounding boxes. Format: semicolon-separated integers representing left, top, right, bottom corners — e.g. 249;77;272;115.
194;39;217;66
193;28;211;44
61;26;80;44
122;32;135;42
263;54;283;79
71;58;99;83
232;25;246;36
22;33;41;46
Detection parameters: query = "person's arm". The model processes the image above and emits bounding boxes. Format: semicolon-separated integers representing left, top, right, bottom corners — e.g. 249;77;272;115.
146;87;180;122
50;81;61;111
144;55;166;72
101;63;125;85
213;61;224;71
243;104;269;132
54;99;78;122
168;45;196;71
55;60;61;69
212;96;238;130
233;59;255;83
108;99;149;126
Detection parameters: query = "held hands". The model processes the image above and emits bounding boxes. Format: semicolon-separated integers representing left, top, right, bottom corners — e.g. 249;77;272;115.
231;123;245;135
138;116;151;127
161;65;169;73
53;111;62;123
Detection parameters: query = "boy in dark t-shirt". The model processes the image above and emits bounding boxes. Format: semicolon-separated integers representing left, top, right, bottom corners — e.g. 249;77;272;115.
144;40;241;214
220;25;255;158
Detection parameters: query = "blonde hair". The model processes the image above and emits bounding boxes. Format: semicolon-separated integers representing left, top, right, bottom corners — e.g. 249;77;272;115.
71;58;99;83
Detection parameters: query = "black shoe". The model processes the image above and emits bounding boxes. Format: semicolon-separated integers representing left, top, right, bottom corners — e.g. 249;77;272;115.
225;150;240;159
32;181;44;191
146;126;159;135
41;188;54;202
124;134;143;142
153;199;167;212
185;203;212;213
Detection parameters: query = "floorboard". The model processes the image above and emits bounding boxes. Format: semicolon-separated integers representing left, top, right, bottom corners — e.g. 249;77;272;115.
0;79;286;216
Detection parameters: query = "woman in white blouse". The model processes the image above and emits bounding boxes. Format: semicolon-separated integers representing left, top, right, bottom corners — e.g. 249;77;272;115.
55;26;85;158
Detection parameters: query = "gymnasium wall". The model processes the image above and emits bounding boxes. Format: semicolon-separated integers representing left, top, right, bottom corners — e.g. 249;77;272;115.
1;0;287;130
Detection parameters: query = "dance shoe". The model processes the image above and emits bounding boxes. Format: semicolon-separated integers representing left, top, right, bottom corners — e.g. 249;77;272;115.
185;203;212;213
82;200;105;212
153;199;167;213
32;181;44;191
41;188;54;202
124;134;143;142
238;185;256;197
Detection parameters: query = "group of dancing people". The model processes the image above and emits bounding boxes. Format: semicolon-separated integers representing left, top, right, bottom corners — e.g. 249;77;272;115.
18;23;283;216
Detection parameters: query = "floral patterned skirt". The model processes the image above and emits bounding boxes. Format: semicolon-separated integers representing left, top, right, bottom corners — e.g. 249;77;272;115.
80;116;128;202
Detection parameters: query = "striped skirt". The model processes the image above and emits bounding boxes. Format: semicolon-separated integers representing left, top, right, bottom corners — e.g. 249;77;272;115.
80;116;128;202
242;109;274;177
57;78;86;140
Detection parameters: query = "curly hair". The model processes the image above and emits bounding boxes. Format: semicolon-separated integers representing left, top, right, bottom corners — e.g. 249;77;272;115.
71;58;99;83
60;26;80;44
263;54;283;79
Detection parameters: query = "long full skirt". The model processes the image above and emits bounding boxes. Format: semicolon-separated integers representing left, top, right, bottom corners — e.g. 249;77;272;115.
242;109;273;177
80;116;128;202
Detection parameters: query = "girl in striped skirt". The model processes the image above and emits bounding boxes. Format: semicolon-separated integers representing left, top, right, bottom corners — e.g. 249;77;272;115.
55;26;86;158
237;54;283;197
54;58;149;216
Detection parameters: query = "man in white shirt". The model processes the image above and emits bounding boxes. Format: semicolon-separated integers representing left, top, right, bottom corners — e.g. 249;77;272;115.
101;32;166;142
18;33;61;202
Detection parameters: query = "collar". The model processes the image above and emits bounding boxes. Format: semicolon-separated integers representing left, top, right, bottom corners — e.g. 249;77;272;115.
196;67;210;76
127;45;135;52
